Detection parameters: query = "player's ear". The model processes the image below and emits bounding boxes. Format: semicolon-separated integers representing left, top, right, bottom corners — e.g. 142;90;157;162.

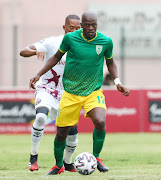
63;25;65;30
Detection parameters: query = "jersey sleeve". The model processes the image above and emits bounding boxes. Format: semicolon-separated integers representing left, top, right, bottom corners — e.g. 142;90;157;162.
104;38;113;60
34;38;51;53
59;33;70;53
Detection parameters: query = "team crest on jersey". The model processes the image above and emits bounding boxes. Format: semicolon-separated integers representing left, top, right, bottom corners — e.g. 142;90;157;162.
96;45;103;55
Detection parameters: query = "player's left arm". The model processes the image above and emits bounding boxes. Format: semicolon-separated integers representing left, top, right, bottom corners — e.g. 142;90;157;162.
106;58;130;97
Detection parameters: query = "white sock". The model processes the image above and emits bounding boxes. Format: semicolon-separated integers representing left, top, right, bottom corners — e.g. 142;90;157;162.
31;113;46;155
64;133;78;164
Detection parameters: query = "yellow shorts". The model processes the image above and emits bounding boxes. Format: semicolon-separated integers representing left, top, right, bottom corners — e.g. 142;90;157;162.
56;89;107;127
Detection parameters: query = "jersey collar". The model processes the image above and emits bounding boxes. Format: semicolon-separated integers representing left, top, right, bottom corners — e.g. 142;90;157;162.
81;30;97;42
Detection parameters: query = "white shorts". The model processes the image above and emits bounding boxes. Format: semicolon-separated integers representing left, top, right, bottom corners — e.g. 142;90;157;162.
35;91;60;120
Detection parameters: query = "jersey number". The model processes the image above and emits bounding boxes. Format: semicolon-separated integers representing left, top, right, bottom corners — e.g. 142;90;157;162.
97;96;105;104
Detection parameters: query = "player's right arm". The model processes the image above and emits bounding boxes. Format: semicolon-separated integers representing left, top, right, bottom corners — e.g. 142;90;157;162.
20;45;45;60
29;50;64;89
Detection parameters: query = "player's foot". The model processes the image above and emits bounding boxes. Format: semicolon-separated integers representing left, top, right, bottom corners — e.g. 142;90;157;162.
63;161;77;172
96;157;109;172
29;154;39;171
45;165;65;175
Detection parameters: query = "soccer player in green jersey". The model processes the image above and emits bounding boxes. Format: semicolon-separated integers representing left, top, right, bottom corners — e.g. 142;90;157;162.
30;11;130;175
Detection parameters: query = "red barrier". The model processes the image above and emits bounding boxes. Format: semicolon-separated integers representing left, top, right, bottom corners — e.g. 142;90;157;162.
78;90;142;133
0;89;161;133
143;90;161;132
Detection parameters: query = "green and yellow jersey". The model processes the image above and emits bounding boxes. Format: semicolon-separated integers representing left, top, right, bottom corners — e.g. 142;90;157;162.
59;29;113;96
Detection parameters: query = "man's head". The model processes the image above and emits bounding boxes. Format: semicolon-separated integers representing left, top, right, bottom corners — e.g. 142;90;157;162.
63;14;81;34
81;11;97;39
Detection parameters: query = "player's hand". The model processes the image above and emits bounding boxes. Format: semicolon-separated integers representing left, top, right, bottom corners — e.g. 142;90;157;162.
116;84;130;97
36;51;45;61
29;74;40;89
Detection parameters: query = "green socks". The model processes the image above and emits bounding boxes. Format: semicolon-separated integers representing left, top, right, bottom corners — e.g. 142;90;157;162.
54;128;106;167
54;138;66;168
93;128;106;158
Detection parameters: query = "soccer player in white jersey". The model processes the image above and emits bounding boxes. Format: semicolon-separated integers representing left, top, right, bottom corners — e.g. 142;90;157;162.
20;14;81;172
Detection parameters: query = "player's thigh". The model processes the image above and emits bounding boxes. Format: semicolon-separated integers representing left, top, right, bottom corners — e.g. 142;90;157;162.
35;91;59;110
56;91;82;127
87;107;106;129
87;107;106;131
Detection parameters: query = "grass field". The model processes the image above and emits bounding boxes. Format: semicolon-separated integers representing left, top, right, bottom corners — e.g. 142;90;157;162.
0;133;161;180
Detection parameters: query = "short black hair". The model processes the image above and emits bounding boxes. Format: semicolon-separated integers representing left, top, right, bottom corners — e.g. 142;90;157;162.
65;14;80;24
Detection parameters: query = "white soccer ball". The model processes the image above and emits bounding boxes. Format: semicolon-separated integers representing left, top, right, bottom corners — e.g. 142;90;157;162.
74;152;97;175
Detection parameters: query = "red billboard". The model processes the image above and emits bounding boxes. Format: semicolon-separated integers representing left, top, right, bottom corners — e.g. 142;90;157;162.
143;90;161;132
78;90;142;133
0;91;56;134
0;89;161;133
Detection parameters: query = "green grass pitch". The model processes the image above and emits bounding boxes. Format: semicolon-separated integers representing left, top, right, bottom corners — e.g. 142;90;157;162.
0;133;161;180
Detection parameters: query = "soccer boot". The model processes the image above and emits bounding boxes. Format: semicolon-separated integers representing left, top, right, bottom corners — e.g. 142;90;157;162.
46;165;65;175
96;157;109;172
29;154;39;171
63;161;77;172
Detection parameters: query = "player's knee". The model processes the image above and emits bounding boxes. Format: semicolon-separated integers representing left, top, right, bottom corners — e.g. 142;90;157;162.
94;119;106;131
33;113;47;129
56;127;70;141
68;126;78;135
36;107;49;115
56;132;67;141
67;126;78;146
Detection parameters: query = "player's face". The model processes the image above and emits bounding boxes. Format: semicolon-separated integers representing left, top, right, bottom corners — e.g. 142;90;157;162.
81;20;97;39
63;19;81;34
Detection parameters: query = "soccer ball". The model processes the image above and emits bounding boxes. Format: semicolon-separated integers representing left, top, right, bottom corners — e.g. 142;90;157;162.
74;152;97;175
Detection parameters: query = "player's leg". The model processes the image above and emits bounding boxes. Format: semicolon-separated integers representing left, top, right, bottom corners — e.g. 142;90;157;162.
30;91;52;171
46;91;81;175
29;107;49;171
46;126;71;175
84;89;109;172
88;107;106;157
87;107;109;172
49;105;78;172
63;125;78;172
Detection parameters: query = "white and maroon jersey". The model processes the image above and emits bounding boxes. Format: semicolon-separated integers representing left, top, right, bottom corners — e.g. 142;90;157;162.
34;35;66;101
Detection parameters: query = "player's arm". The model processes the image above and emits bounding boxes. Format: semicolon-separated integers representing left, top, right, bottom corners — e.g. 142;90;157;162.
20;45;45;60
20;45;37;57
106;58;129;96
29;50;64;89
106;58;118;80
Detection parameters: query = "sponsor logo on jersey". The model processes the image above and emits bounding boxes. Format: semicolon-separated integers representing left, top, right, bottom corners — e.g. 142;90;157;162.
96;45;103;55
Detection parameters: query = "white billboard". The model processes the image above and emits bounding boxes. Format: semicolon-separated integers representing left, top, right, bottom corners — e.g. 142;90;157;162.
88;3;161;58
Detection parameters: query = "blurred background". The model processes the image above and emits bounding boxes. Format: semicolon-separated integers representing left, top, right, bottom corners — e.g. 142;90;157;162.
0;0;161;133
0;0;161;87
